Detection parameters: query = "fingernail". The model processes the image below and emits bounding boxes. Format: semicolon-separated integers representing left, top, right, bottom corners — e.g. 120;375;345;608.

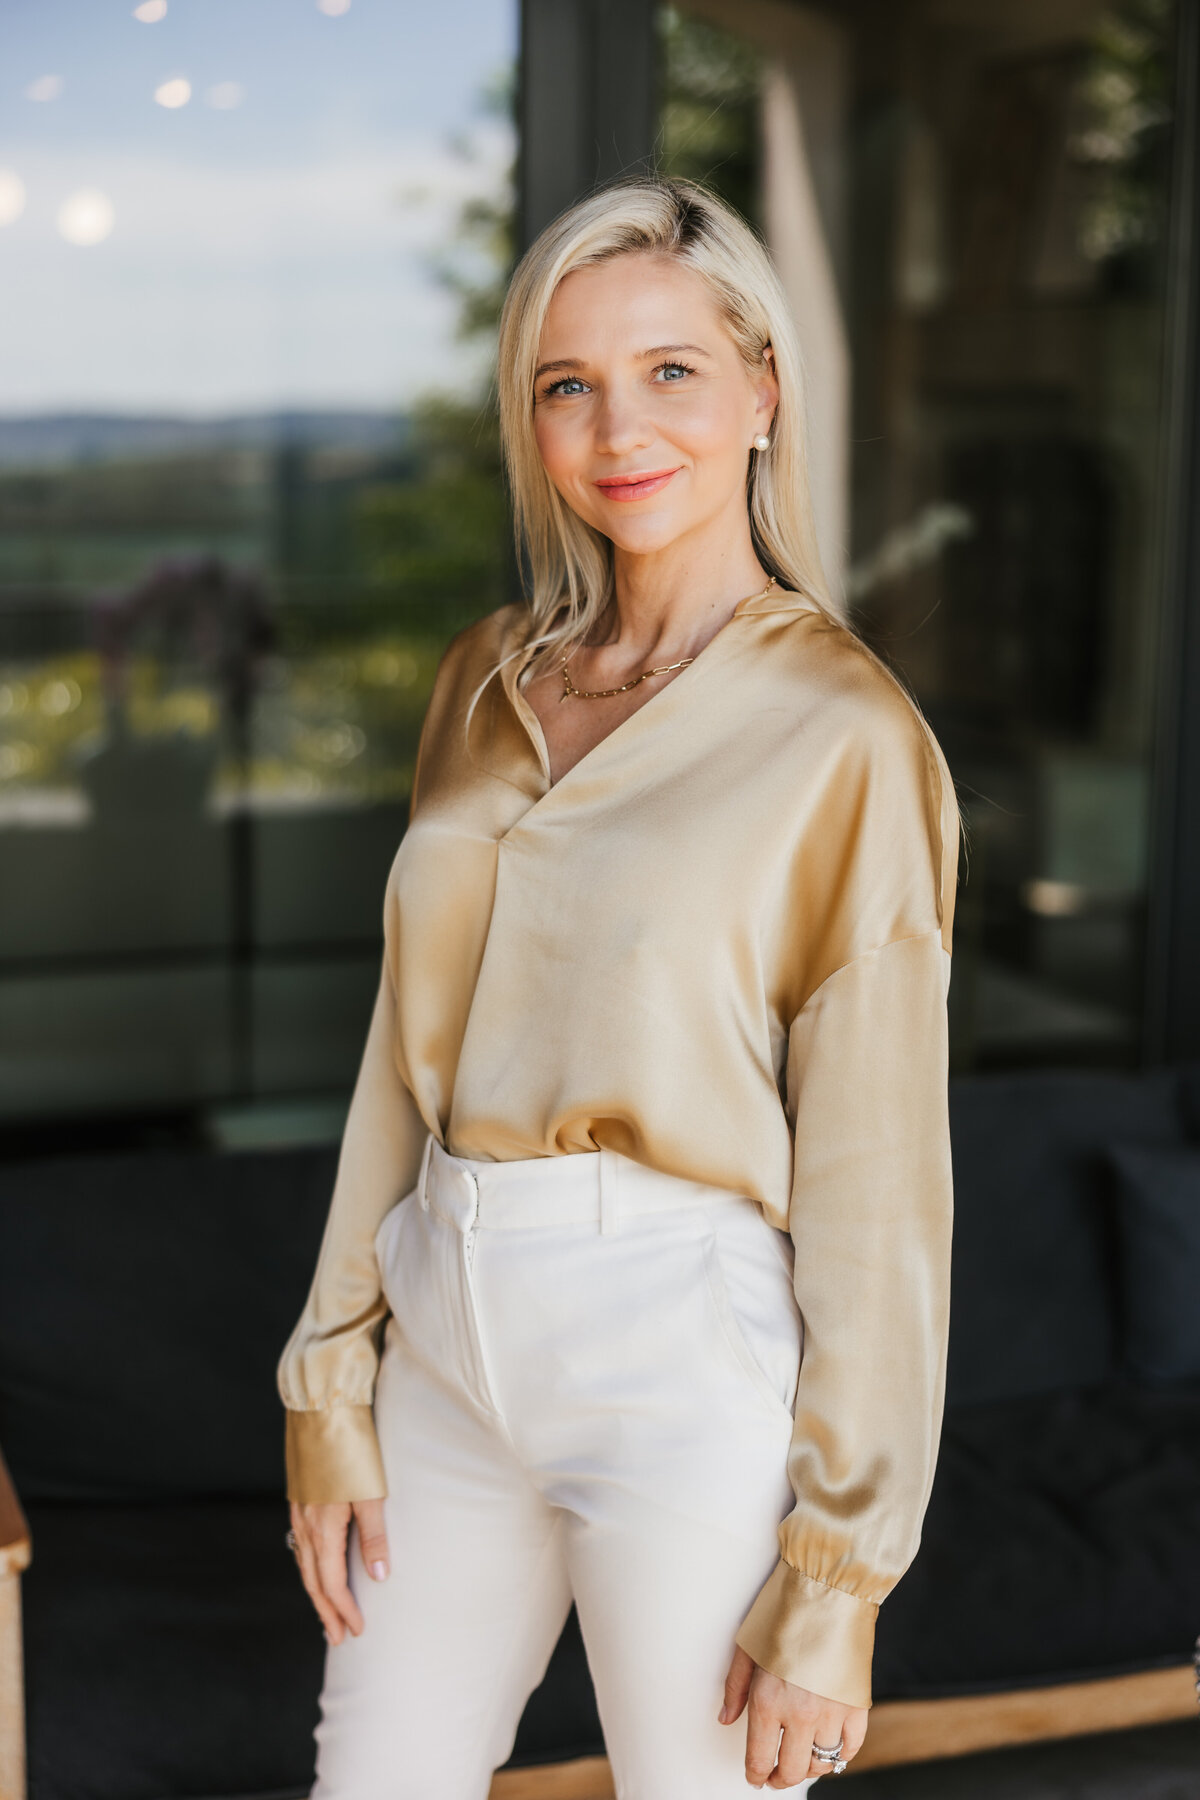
718;1705;729;1723
370;1560;389;1582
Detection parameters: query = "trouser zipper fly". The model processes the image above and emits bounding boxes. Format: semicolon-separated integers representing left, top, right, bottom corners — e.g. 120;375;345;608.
465;1172;481;1269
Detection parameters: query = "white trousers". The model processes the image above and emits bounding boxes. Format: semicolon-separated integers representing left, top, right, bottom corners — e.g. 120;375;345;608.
311;1135;820;1800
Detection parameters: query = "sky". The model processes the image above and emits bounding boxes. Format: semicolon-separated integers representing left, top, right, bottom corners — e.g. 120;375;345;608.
0;0;517;415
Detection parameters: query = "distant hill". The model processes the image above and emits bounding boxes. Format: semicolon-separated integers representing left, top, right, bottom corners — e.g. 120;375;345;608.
0;411;412;470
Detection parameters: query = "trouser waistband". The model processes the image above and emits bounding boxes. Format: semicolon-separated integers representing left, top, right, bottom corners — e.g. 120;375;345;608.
417;1132;746;1237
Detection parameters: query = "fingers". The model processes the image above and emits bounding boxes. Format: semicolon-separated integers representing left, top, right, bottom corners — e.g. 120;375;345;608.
770;1713;816;1789
316;1517;366;1641
741;1666;870;1789
744;1685;786;1789
798;1699;868;1783
288;1501;365;1645
354;1496;390;1583
718;1643;754;1726
289;1502;349;1643
830;1704;869;1770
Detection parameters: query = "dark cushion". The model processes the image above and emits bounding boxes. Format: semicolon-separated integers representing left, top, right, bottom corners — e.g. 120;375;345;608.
945;1070;1184;1406
21;1498;603;1800
0;1070;1188;1496
0;1146;337;1499
23;1499;324;1800
1106;1144;1200;1382
874;1376;1200;1699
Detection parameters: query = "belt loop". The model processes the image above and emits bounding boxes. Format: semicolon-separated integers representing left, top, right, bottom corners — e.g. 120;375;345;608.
417;1131;435;1210
599;1146;620;1236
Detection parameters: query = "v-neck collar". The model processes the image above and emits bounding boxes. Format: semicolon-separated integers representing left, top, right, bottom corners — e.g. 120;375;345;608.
493;584;822;803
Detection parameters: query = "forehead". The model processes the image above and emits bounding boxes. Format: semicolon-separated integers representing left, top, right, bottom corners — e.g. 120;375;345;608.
537;254;729;356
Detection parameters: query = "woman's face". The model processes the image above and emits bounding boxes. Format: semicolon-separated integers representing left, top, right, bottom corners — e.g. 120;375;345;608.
531;253;778;557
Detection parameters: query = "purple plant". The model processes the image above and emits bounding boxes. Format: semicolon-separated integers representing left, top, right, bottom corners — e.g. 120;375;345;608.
90;553;276;734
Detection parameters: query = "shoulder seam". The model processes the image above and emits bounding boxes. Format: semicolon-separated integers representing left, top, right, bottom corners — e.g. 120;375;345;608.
793;927;949;1021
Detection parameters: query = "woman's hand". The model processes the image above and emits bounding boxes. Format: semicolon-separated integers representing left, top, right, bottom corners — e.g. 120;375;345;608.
719;1644;868;1787
288;1498;390;1645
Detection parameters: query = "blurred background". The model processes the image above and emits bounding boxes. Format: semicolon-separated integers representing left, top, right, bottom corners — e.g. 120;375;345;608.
3;5;1200;1798
1;0;515;1148
2;0;1196;1158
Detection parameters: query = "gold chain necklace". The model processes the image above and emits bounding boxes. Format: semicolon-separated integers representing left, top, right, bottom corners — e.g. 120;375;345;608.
559;576;778;702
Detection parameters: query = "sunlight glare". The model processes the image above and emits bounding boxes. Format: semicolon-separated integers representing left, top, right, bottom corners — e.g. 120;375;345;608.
57;189;115;246
154;77;192;109
0;172;27;227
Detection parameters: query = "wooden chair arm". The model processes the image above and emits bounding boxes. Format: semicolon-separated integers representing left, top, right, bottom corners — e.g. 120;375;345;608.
0;1441;28;1800
0;1447;29;1581
853;1662;1198;1770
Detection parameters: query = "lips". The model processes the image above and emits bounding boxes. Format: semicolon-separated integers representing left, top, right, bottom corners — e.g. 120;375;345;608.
592;467;680;502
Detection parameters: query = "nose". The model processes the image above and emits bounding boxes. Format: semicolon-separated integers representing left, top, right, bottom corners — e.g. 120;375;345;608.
593;381;653;457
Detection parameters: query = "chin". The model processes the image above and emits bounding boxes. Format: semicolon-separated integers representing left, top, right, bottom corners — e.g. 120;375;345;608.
593;512;691;554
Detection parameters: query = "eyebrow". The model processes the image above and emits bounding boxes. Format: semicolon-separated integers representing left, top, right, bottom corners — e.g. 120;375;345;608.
533;342;714;381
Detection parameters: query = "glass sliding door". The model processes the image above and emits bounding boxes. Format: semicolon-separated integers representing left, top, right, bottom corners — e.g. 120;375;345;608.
1;0;516;1134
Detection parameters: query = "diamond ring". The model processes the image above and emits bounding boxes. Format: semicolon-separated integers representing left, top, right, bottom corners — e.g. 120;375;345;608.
813;1737;848;1774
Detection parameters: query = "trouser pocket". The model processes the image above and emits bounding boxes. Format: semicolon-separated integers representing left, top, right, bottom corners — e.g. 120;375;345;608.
701;1203;804;1426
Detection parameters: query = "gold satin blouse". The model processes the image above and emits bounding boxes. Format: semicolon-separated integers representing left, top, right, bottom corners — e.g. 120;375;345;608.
277;581;960;1712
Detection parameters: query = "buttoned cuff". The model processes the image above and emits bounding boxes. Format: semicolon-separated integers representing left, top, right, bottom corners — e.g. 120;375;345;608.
735;1559;878;1710
284;1406;388;1505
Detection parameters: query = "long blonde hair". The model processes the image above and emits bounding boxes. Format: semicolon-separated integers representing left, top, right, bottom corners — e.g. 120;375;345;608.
468;174;845;711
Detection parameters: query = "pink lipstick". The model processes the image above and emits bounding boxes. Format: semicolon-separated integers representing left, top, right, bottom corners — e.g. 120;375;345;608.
592;467;680;502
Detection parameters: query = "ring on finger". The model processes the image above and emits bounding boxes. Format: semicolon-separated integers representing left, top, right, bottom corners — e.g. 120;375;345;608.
285;1528;300;1554
813;1736;849;1776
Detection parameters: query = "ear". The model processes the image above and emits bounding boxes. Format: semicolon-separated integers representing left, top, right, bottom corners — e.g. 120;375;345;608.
754;345;780;432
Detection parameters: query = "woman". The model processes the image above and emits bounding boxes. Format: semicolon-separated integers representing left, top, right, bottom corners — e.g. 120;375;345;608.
278;176;959;1799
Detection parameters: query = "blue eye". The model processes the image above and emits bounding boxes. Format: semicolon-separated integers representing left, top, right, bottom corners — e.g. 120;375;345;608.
542;376;589;398
537;359;697;400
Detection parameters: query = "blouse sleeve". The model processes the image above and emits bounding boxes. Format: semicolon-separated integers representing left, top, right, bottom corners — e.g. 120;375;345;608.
276;927;431;1504
734;704;959;1712
276;711;441;1506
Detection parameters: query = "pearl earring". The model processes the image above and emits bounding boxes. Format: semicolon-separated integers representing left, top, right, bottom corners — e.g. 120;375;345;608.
753;434;770;451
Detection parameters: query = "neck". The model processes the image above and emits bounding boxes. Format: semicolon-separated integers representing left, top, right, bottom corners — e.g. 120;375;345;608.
598;501;771;657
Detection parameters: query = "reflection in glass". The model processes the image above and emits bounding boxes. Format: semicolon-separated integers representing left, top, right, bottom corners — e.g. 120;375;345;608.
0;1;517;1127
659;0;1176;1071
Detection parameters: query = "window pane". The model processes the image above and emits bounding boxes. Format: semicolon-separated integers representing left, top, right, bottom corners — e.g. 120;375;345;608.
1;0;516;1126
659;0;1177;1070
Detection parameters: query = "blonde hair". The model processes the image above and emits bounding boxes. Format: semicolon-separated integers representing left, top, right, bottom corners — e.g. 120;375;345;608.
469;174;846;713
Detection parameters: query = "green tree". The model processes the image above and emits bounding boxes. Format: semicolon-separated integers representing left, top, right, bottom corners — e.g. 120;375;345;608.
656;6;763;230
352;64;517;620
